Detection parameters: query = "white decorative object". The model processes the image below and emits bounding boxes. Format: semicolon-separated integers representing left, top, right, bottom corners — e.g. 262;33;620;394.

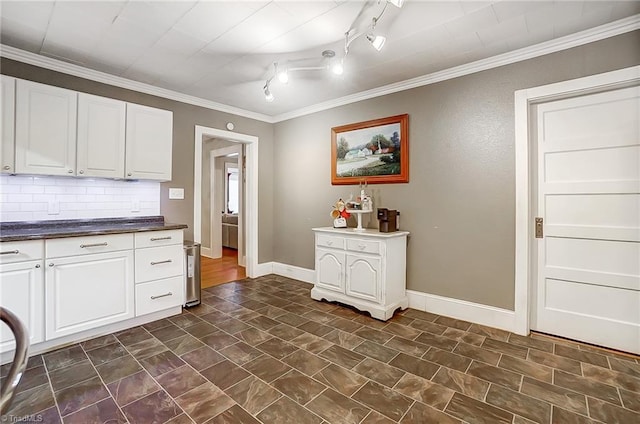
312;227;409;320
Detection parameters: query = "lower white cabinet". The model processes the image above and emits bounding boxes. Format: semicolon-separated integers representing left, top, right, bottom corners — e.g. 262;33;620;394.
45;249;134;340
0;260;44;352
135;276;184;317
312;228;409;321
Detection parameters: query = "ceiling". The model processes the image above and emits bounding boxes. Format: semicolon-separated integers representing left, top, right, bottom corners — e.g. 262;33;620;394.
1;1;639;119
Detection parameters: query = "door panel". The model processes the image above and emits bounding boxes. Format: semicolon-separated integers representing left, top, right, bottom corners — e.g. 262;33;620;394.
316;249;344;292
533;85;640;354
346;255;380;302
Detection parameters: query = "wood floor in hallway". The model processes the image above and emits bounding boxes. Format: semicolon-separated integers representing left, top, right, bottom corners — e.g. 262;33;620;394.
201;247;246;288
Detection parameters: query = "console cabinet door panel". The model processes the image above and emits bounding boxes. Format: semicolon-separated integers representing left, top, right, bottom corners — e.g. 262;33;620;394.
125;103;173;181
1;75;16;174
77;93;126;178
316;248;344;293
346;255;380;302
15;80;77;176
45;250;134;340
0;260;44;352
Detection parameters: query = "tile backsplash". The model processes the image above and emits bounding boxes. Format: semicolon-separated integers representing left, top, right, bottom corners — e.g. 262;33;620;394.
0;175;160;222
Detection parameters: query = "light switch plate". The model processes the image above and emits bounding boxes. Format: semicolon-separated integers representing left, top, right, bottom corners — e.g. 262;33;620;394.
169;188;184;200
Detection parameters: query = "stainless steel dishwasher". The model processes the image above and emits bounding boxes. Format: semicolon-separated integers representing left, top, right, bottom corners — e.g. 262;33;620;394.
183;241;201;307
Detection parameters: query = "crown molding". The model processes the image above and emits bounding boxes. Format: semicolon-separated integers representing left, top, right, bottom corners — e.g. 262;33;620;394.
1;15;637;124
271;14;640;123
0;44;275;123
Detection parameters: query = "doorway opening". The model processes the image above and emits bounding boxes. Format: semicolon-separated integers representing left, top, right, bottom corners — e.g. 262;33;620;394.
193;125;258;287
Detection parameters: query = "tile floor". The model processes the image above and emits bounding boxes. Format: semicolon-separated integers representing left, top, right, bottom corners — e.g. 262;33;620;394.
1;275;639;424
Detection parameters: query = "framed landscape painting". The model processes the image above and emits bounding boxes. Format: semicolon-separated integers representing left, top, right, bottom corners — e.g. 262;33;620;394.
331;114;409;185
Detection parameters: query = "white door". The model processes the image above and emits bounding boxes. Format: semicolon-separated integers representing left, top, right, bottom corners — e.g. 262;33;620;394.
0;260;45;352
125;103;173;181
346;255;380;302
46;250;134;340
15;80;77;176
1;75;16;174
532;85;640;354
77;93;126;178
316;249;345;293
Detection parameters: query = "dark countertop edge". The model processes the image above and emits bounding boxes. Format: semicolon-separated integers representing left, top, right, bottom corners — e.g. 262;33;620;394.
0;217;188;242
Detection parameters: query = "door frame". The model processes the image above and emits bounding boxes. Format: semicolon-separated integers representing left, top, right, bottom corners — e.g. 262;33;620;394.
194;125;258;278
513;65;640;335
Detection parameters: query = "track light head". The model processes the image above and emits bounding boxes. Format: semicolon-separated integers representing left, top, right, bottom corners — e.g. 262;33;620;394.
366;33;386;51
331;60;344;75
263;83;274;102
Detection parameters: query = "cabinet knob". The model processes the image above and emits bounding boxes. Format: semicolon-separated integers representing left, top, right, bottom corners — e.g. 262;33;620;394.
79;170;84;174
49;263;54;267
127;173;132;177
35;264;41;269
3;165;10;170
67;169;73;174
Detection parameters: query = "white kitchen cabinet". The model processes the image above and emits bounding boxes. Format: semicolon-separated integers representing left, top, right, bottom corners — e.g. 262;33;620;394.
1;75;16;174
77;93;126;178
0;239;45;353
312;228;409;321
45;236;134;340
15;80;77;176
125;103;173;181
134;229;184;315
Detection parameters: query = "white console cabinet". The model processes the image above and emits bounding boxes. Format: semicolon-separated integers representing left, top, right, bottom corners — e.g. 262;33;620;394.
312;228;409;320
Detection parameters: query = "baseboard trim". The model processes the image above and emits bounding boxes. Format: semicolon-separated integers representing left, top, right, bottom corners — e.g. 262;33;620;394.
272;262;315;284
200;247;213;258
407;290;520;334
253;262;274;277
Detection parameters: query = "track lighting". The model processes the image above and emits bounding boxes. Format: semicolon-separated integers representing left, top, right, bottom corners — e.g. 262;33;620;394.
263;83;274;102
366;33;386;51
276;64;289;84
260;0;402;102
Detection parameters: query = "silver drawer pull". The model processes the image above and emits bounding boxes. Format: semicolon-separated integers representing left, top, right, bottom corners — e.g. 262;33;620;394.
358;244;366;250
326;240;333;246
150;236;172;241
80;242;108;248
0;250;19;255
151;259;173;266
151;292;173;300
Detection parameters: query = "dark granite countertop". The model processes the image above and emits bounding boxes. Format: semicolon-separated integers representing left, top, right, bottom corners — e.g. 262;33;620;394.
0;216;188;242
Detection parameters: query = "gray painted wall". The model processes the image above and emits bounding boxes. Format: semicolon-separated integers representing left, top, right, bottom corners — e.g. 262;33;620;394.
2;30;639;309
272;31;640;310
0;58;275;264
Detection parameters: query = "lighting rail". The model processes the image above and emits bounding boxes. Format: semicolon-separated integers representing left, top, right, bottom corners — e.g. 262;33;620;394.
262;0;404;102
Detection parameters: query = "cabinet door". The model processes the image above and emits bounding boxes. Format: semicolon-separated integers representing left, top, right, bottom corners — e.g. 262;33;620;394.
316;248;344;293
45;250;134;340
77;93;126;178
1;75;16;174
125;103;173;181
15;80;77;176
345;254;380;302
0;260;44;352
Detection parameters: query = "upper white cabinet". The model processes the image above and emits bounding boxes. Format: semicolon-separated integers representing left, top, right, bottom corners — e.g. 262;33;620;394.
1;75;16;174
126;103;173;181
15;80;77;176
77;93;126;178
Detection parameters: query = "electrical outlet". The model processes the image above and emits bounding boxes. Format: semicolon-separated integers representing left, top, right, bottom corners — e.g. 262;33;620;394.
132;200;140;212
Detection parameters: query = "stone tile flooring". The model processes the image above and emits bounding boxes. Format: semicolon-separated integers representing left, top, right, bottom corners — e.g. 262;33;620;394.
2;275;639;424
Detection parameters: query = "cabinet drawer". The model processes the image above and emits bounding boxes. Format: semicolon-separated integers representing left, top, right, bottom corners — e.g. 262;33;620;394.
135;245;183;283
346;238;381;255
135;230;183;248
316;234;345;250
136;276;184;316
0;240;43;264
46;233;133;258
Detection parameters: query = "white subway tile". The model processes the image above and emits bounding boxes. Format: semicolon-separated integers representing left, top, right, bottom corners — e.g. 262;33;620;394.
7;193;33;202
1;211;33;221
4;176;34;185
0;184;21;194
21;185;45;194
0;203;20;212
45;186;66;194
20;203;48;212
